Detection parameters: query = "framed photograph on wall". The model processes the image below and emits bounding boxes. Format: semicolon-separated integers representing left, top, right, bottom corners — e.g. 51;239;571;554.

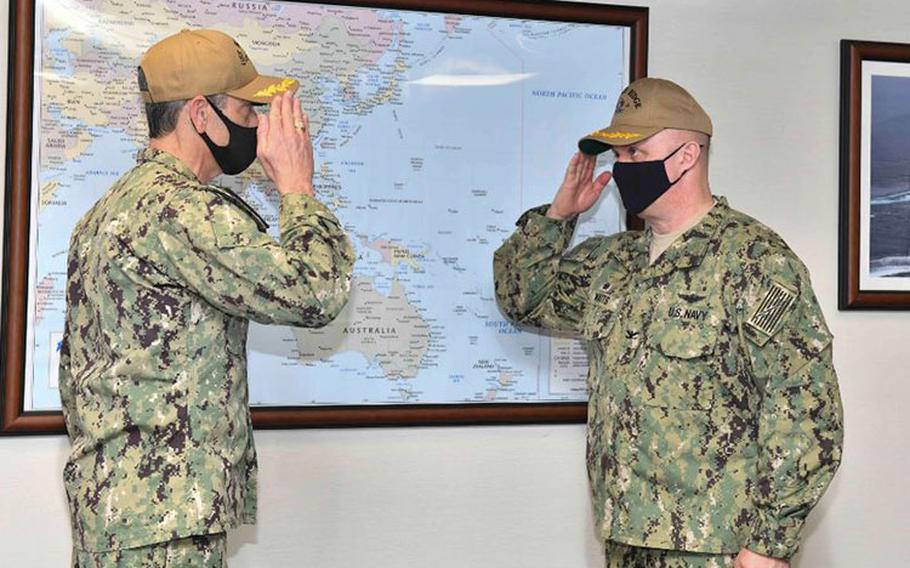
840;39;910;309
1;0;648;433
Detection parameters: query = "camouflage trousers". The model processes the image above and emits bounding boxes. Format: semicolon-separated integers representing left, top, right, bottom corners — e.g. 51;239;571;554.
72;532;226;568
605;541;736;568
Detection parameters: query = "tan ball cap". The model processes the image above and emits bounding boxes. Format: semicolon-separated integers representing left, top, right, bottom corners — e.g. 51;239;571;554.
138;29;298;104
578;77;713;155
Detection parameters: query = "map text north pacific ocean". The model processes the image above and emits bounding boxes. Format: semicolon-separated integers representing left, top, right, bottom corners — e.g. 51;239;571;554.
27;0;628;409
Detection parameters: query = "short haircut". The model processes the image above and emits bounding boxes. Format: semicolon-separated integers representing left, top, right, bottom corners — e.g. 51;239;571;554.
144;99;187;139
143;93;230;139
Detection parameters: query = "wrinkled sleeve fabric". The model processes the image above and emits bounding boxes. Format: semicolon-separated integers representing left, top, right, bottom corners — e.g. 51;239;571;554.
739;254;844;559
58;310;77;437
493;204;604;334
153;191;354;327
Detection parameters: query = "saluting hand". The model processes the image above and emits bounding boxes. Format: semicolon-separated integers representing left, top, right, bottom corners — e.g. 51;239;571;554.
734;549;789;568
257;89;314;196
546;151;612;220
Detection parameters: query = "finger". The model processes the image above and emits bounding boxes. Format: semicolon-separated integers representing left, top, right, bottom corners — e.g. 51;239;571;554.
291;97;303;130
580;154;596;180
269;94;282;138
580;153;598;181
280;90;295;135
301;113;312;146
563;152;580;182
257;114;269;155
583;176;607;205
256;120;275;178
293;98;311;143
572;152;585;179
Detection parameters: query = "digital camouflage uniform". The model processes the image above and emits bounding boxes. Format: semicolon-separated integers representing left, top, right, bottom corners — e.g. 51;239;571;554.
605;541;734;568
73;532;225;568
59;148;353;556
493;197;843;561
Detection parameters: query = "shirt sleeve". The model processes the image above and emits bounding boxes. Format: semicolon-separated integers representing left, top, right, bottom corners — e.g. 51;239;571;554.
739;253;844;559
492;204;604;334
58;309;77;437
152;191;354;327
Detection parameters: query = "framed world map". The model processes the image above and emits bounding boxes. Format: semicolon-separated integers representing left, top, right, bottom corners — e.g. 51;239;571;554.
1;0;647;433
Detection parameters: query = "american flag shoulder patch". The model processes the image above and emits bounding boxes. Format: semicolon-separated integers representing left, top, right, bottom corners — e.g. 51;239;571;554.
746;280;797;339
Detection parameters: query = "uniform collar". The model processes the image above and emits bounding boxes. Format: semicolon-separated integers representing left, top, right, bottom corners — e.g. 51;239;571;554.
614;196;730;275
135;147;269;232
136;147;198;182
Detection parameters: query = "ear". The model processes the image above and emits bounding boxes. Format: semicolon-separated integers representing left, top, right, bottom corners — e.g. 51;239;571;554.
185;96;210;134
678;140;702;169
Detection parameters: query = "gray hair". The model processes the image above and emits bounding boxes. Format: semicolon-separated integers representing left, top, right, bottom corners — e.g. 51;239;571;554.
144;94;228;139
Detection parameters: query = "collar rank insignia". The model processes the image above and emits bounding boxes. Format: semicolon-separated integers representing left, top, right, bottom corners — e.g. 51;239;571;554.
746;280;797;340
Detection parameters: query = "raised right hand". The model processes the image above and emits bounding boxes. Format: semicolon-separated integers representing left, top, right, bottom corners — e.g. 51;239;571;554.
257;89;315;196
546;152;612;220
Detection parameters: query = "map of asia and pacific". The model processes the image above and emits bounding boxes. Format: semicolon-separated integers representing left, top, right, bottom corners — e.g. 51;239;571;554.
27;0;629;410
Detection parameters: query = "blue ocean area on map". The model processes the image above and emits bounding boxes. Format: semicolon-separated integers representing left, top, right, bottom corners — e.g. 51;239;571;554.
28;0;628;409
247;14;625;405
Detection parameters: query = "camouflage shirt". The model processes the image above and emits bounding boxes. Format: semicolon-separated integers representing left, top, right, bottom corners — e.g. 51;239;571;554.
493;197;843;559
59;148;353;552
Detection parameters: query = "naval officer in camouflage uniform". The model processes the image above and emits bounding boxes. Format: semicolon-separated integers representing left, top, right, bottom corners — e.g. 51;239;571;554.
59;29;353;567
494;78;843;568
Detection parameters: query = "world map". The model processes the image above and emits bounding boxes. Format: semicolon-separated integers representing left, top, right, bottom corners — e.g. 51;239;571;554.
26;0;629;409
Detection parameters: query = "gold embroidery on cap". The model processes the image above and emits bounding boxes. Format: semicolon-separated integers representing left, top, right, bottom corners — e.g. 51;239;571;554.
254;78;296;97
595;131;640;140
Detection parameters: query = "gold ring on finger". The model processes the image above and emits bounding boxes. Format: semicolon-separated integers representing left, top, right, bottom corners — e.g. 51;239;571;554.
294;120;306;131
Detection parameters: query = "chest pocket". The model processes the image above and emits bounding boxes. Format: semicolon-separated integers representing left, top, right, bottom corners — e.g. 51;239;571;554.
582;270;628;338
583;304;618;340
581;279;626;394
643;319;720;410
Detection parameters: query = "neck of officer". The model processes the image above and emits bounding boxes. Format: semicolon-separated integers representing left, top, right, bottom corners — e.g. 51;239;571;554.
149;123;221;185
643;167;713;235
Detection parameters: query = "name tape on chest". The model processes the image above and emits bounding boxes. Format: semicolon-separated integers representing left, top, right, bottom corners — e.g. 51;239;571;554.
667;306;710;321
746;280;797;339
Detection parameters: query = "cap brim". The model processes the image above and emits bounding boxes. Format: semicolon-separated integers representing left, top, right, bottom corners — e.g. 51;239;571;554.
577;125;663;154
228;74;299;104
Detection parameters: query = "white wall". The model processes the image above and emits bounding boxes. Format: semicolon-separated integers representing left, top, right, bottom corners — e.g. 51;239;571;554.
3;0;909;566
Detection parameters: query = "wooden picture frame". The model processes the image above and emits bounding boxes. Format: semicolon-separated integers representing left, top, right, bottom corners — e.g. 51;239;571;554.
2;0;648;434
839;39;910;309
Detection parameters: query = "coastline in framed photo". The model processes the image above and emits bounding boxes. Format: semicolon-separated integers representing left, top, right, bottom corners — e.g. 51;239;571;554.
840;39;910;309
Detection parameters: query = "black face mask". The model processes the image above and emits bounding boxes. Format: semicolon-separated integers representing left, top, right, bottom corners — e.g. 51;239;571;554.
611;143;692;215
198;96;258;175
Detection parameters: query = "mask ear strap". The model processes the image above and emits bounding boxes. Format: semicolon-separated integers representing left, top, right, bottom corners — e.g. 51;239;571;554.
668;166;691;187
666;142;704;185
664;143;687;160
204;96;231;124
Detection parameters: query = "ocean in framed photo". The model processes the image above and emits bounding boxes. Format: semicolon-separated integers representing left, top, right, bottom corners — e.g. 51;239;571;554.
870;74;910;278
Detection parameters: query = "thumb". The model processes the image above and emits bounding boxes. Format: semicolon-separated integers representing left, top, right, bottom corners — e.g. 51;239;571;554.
593;170;612;192
257;116;269;157
256;118;275;179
